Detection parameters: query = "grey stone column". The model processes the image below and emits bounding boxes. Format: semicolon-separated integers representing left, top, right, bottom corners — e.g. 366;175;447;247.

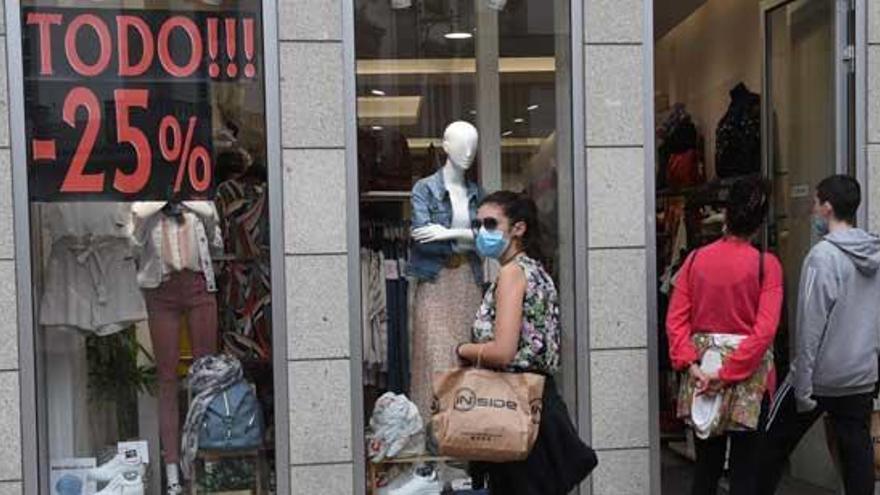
279;0;355;493
0;2;22;493
869;0;880;231
583;0;652;494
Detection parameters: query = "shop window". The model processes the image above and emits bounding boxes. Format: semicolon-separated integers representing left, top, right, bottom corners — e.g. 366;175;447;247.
20;1;276;493
354;0;573;491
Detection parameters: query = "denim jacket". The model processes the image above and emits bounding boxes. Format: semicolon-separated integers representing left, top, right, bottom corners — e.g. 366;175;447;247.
407;169;483;284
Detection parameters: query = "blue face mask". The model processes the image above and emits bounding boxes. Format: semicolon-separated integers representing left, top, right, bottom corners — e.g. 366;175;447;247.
812;215;830;238
475;227;509;259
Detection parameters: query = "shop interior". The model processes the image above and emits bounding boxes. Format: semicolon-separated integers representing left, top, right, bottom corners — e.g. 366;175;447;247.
654;0;848;493
354;0;571;492
26;1;276;493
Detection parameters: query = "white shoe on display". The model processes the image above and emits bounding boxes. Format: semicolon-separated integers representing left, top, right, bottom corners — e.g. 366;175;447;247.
377;468;442;495
95;472;145;495
89;450;146;482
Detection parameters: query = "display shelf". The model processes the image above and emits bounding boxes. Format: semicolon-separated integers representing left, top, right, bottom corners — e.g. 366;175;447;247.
361;190;412;202
367;455;458;494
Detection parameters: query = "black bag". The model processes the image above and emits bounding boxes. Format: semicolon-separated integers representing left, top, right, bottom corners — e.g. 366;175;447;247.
469;377;598;495
715;83;761;178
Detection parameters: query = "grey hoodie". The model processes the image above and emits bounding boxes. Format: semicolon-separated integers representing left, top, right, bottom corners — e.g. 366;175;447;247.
789;228;880;412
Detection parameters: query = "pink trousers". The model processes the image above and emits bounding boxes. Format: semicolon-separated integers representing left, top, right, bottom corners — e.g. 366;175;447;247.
144;270;218;464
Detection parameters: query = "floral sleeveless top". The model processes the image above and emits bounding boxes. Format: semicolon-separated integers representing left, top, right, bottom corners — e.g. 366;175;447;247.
472;255;561;374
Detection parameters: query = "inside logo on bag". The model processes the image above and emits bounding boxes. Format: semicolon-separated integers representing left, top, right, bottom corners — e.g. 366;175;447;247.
453;387;518;412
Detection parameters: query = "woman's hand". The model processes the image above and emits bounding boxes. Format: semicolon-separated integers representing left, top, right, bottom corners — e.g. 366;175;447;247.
689;363;710;393
694;369;725;396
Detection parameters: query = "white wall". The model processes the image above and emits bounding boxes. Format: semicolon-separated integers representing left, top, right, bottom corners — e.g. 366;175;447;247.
654;0;762;178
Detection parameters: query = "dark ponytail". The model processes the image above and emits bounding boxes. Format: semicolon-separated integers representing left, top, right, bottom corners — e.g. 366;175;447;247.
480;190;543;260
725;176;770;237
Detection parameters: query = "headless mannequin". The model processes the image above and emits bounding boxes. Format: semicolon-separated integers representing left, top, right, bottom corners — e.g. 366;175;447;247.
409;122;483;426
133;200;221;494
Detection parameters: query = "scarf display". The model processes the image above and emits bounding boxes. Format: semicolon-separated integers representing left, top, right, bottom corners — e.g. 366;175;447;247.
180;354;243;478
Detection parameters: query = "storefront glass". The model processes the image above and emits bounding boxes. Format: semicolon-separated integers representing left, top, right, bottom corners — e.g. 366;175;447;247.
354;0;572;491
20;1;275;492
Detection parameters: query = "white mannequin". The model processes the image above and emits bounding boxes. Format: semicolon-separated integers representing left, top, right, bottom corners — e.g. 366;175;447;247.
412;121;479;245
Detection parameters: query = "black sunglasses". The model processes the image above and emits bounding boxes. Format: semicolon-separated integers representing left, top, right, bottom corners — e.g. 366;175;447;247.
471;217;499;230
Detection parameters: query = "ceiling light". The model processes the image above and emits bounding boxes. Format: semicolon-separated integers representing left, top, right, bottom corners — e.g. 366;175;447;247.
514;118;525;124
444;32;473;40
391;0;412;8
372;126;384;131
527;104;539;111
501;130;514;137
469;110;477;115
371;89;386;96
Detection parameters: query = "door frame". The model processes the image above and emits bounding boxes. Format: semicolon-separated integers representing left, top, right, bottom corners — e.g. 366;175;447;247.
760;0;860;197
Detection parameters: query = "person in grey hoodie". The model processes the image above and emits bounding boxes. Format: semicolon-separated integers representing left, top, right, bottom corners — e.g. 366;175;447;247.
758;175;880;495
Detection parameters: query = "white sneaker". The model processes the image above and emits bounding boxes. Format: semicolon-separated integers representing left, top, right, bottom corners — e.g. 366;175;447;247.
378;469;441;495
89;450;146;482
96;472;144;495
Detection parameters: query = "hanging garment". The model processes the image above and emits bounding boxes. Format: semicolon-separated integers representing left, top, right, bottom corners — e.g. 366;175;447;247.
215;178;272;355
667;149;704;189
39;203;147;335
715;83;762;178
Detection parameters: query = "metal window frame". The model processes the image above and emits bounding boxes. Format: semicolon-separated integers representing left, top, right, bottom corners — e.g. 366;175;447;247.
643;0;660;493
343;0;587;493
4;1;290;492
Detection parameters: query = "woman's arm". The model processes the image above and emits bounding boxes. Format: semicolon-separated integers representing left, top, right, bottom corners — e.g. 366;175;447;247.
717;254;784;384
458;263;527;368
666;252;701;370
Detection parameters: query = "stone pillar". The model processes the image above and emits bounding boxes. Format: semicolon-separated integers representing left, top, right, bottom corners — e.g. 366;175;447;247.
583;0;652;493
0;2;23;492
279;0;355;493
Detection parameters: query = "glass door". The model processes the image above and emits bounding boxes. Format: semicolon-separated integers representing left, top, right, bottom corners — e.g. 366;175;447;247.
762;0;854;489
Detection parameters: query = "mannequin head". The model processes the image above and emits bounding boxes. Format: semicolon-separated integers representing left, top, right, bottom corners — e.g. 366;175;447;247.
442;121;479;171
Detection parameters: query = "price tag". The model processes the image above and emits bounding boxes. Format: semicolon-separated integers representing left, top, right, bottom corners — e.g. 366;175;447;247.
384;259;400;281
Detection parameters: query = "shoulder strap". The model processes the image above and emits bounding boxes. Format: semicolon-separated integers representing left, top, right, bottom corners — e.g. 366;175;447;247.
686;248;700;293
759;251;765;285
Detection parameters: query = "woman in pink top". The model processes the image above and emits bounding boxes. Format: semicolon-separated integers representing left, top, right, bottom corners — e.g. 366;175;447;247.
666;177;784;495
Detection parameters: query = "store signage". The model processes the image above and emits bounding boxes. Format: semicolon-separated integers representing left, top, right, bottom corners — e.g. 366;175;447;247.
21;8;261;201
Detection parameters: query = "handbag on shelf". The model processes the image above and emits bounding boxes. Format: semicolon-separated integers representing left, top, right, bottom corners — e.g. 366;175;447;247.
431;355;545;462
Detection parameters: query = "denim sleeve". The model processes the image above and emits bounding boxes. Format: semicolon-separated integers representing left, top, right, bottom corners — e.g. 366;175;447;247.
410;182;453;256
411;182;432;229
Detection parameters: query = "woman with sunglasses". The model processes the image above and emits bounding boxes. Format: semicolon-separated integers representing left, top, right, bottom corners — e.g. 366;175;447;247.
455;191;596;494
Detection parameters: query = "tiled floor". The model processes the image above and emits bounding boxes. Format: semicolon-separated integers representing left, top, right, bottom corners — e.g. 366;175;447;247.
661;447;835;495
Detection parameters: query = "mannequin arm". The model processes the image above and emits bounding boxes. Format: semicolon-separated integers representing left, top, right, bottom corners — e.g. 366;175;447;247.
412;225;475;243
131;201;166;220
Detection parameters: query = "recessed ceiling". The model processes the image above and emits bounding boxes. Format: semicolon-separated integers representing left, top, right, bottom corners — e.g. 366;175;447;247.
654;0;708;39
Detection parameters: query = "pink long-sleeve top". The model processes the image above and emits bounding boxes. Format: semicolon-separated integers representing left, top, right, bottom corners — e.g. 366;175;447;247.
666;238;784;389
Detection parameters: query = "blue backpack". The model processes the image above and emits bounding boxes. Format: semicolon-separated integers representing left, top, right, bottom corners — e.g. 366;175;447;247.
198;380;264;450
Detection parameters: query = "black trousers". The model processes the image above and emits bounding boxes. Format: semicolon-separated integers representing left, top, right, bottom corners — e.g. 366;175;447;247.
756;382;874;495
691;396;768;495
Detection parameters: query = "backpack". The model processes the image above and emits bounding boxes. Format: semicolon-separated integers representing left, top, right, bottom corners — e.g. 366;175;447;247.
198;380;264;450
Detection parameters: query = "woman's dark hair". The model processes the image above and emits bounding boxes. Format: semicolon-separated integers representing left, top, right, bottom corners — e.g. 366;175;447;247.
480;190;543;260
725;176;770;237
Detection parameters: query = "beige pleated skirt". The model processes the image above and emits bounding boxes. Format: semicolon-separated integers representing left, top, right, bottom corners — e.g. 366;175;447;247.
410;264;483;422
